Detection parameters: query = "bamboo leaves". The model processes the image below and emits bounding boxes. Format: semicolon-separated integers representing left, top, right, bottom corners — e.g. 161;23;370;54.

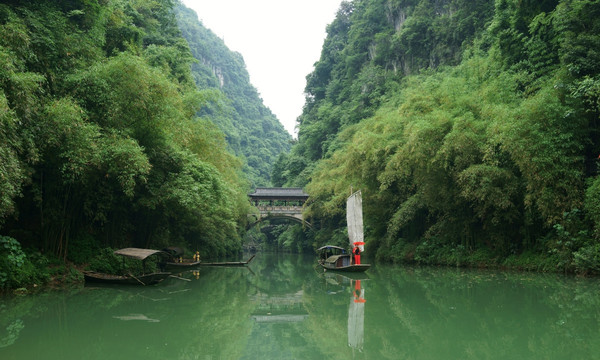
0;0;251;260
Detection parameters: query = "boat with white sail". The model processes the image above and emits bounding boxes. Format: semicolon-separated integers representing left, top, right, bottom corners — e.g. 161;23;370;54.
317;190;370;272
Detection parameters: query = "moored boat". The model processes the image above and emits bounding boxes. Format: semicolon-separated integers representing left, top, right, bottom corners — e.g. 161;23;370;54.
83;248;171;286
317;245;370;272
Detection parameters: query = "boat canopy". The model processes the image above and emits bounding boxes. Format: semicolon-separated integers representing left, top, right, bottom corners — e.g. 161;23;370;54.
114;248;165;260
317;245;346;252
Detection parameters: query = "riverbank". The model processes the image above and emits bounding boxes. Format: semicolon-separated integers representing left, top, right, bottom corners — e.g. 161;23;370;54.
375;241;600;276
3;241;598;295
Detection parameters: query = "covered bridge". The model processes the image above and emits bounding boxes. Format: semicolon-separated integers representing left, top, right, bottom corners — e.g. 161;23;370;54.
248;187;310;227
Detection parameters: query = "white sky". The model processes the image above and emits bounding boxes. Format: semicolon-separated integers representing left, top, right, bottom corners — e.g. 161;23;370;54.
181;0;344;137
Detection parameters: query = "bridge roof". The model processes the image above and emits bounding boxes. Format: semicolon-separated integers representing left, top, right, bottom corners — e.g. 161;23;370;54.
249;187;309;200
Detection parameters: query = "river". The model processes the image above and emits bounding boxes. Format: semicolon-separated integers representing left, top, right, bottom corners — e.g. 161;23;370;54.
1;253;599;359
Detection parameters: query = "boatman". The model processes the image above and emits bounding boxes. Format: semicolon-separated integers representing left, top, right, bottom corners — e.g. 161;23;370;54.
353;246;361;265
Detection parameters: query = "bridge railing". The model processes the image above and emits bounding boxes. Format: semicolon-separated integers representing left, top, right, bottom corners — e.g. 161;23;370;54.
256;205;303;213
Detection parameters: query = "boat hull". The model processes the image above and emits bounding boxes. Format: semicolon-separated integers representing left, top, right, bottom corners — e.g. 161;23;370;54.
197;254;255;267
165;260;201;270
83;271;171;285
318;256;371;272
318;261;371;272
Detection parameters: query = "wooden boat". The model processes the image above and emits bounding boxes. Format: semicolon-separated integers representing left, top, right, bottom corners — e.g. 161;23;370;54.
318;246;370;272
317;190;371;272
162;247;202;270
83;271;171;285
165;259;202;270
197;254;256;267
83;248;171;286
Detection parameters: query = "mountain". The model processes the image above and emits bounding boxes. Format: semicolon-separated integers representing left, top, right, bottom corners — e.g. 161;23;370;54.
275;0;600;273
0;0;254;269
175;4;292;187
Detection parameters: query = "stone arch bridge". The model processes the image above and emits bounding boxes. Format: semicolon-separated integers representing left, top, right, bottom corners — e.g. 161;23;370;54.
248;187;311;228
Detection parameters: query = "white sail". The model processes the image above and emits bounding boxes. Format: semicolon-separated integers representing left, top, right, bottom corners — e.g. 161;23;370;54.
346;190;364;252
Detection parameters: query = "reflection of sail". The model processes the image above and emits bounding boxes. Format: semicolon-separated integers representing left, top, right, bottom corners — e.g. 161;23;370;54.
346;190;364;252
348;280;365;351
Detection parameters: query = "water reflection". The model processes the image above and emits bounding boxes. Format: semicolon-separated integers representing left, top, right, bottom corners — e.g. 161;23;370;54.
241;253;319;359
365;265;600;359
0;266;256;360
1;255;600;359
250;290;308;323
348;278;365;353
317;272;369;359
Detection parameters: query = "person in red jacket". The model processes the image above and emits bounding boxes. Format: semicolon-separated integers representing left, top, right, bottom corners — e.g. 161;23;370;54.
353;246;361;265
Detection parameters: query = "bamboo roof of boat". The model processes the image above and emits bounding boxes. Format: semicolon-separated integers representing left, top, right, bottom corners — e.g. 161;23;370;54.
113;248;165;260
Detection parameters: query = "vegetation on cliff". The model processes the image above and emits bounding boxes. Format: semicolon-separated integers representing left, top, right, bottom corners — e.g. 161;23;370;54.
175;4;292;187
275;0;600;273
0;0;290;289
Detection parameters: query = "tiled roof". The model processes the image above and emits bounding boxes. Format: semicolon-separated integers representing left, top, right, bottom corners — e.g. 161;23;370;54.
248;187;309;199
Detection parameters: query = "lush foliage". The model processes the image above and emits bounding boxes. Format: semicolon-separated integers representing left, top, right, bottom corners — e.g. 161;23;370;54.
248;221;313;253
0;0;265;288
0;236;49;290
275;0;600;273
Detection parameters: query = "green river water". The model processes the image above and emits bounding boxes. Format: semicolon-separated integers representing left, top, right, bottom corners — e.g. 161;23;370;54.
1;253;599;360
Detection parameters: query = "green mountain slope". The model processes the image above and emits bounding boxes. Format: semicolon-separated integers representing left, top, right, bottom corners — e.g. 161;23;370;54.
175;4;292;187
276;0;600;273
0;0;254;283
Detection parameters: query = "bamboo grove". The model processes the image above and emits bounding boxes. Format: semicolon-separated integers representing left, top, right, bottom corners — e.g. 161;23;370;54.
273;0;600;273
0;0;271;287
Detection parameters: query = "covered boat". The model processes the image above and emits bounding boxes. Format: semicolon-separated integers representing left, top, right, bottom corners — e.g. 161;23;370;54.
317;246;370;272
83;248;171;285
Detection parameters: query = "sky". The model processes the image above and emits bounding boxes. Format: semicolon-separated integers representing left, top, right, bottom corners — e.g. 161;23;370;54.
181;0;344;137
